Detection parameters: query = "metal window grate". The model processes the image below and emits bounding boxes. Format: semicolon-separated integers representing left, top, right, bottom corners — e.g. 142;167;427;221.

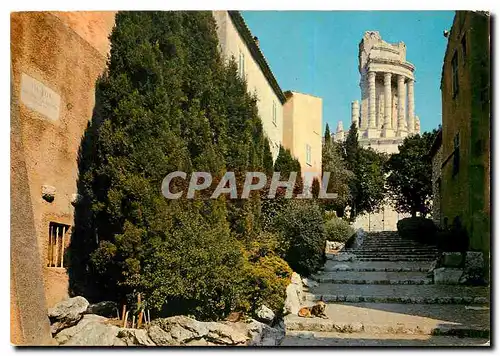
47;222;70;268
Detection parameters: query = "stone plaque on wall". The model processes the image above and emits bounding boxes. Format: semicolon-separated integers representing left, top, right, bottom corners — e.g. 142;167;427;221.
20;73;61;121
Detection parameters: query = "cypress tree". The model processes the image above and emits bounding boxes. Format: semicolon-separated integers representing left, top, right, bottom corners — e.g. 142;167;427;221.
73;11;277;320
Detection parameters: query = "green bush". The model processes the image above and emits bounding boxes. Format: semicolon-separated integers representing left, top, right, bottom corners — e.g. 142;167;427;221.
397;217;437;244
323;210;338;222
274;201;326;276
238;247;292;316
324;216;355;243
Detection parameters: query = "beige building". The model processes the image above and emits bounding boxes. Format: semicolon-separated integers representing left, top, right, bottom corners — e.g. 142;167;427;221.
334;31;422;231
213;11;286;161
283;91;323;185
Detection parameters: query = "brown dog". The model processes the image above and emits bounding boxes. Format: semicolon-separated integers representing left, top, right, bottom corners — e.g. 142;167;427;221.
298;299;328;319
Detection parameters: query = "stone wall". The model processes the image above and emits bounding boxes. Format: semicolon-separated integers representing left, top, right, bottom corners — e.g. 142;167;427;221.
431;144;443;227
440;11;490;278
11;12;116;312
11;68;53;345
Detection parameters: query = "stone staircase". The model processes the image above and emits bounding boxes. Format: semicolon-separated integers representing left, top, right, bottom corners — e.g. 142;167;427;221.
282;231;490;346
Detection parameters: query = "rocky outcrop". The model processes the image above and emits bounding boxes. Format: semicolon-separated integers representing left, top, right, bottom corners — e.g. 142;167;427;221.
283;272;304;315
48;296;89;334
326;241;344;251
86;301;118;318
149;315;248;346
255;305;275;325
52;308;285;346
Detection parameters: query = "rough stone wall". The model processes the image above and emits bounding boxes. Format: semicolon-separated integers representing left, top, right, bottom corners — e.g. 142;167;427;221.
11;68;53;345
11;12;116;311
431;145;443;227
440;11;490;278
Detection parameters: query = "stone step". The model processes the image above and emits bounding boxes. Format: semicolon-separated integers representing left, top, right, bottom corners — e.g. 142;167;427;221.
306;284;490;305
356;257;436;261
348;247;439;253
326;253;436;261
361;242;437;247
311;271;432;285
323;260;433;272
347;248;439;253
350;252;439;258
281;332;490;346
284;303;490;338
359;245;438;250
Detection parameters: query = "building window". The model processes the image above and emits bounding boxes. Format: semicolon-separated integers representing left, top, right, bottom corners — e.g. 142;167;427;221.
452;133;460;176
452;51;459;99
272;101;277;126
461;33;467;64
47;222;70;268
306;144;312;166
238;50;245;78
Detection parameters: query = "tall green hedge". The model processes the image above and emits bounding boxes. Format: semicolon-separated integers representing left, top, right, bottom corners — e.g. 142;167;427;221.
71;11;285;321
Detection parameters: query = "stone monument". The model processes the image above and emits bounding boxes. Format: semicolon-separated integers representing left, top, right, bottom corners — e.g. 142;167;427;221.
333;31;422;231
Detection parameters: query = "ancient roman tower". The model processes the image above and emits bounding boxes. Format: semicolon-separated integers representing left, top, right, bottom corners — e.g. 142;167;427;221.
334;31;422;231
335;31;421;153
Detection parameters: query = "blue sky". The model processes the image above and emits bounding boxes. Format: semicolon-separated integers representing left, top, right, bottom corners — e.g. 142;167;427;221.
241;11;455;134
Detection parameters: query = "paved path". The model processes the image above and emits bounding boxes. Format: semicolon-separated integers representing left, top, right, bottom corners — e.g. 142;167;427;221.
282;231;491;347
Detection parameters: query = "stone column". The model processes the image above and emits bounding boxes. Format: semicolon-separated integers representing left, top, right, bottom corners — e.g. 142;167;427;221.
368;71;376;129
383;73;393;134
351;100;359;128
366;71;378;138
360;77;368;131
377;95;383;129
407;79;415;135
397;75;407;137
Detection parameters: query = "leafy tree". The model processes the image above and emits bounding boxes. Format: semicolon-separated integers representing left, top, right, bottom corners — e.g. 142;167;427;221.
323;123;332;145
273;145;301;178
321;125;353;215
386;130;437;217
342;123;387;220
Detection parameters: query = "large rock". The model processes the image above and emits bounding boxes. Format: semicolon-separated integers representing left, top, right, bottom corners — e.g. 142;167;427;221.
86;301;118;318
433;267;463;285
255;305;275;324
205;321;247;345
283;272;304;315
291;272;302;286
326;241;345;251
442;252;463;267
48;296;89;334
63;322;123;346
118;328;155;346
302;277;319;288
55;314;124;346
283;284;301;315
246;319;285;346
148;316;247;346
